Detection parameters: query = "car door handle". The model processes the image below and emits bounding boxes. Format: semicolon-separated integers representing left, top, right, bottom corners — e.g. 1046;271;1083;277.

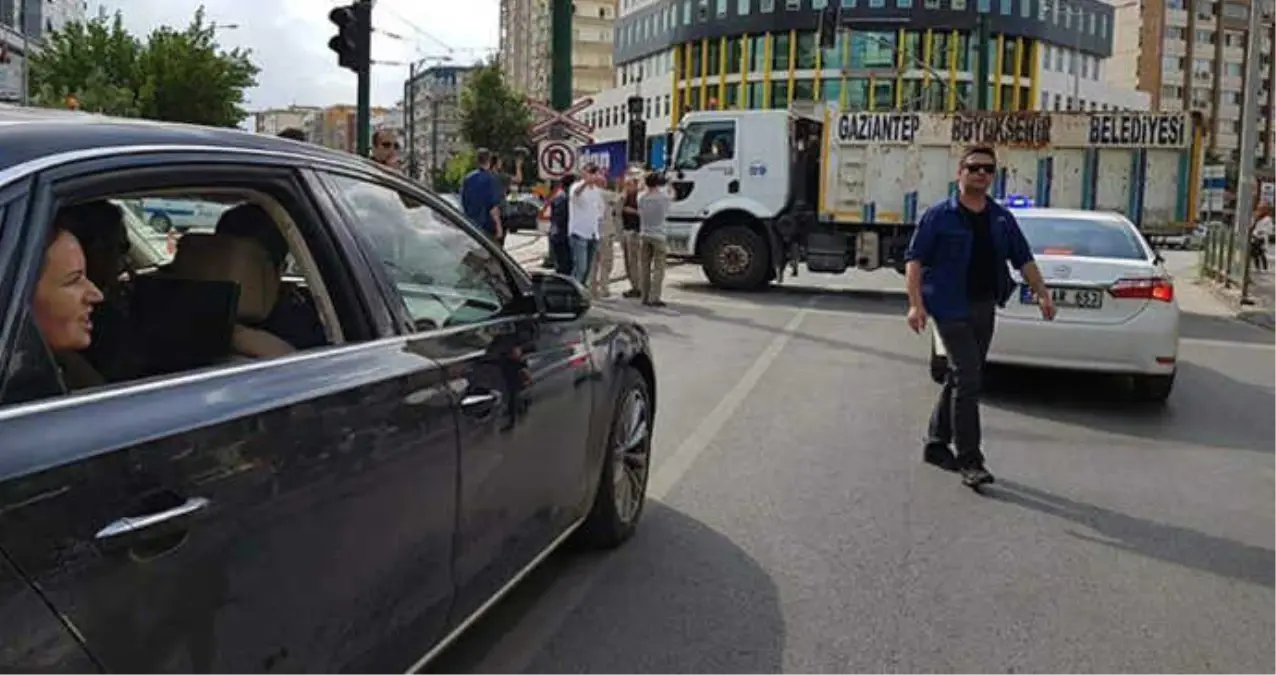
95;496;211;542
460;391;503;418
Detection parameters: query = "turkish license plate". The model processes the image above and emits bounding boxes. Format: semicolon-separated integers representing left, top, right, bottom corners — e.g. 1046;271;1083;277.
1019;285;1104;309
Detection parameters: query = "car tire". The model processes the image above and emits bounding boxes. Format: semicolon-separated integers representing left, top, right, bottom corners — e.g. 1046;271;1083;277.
575;366;653;549
1131;372;1175;404
701;225;770;291
929;341;948;384
149;213;173;233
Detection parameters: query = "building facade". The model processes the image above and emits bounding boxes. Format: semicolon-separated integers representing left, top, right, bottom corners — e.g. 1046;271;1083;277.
499;0;619;101
405;64;475;183
301;104;391;154
253;106;320;136
1127;0;1273;167
1;0;87;102
581;0;1149;146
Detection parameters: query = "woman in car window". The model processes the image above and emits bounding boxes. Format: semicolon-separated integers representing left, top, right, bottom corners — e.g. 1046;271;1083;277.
33;218;106;389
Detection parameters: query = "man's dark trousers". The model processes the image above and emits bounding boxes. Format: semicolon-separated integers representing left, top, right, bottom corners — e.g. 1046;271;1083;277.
928;300;996;469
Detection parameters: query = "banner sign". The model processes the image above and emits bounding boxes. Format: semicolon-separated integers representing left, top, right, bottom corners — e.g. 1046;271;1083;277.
578;140;628;180
834;112;1193;150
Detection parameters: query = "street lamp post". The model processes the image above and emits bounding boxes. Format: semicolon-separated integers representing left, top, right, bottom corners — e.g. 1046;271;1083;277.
1236;0;1269;303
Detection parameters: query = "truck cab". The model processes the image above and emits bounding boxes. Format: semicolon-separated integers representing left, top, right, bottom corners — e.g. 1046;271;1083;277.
665;108;823;289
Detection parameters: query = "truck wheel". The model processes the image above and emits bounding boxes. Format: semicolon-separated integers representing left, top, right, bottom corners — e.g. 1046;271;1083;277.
702;225;769;291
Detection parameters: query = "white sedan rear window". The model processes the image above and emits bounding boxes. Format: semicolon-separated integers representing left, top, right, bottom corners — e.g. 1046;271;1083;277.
1017;216;1147;260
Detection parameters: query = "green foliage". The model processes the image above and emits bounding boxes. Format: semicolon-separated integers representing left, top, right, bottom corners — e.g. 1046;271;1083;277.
458;62;533;163
28;7;259;127
442;148;477;191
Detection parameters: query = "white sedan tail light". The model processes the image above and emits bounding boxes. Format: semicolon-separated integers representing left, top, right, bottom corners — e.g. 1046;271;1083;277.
1109;277;1174;303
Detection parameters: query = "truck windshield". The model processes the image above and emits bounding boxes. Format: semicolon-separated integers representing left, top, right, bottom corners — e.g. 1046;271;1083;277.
1016;215;1149;260
673;120;736;170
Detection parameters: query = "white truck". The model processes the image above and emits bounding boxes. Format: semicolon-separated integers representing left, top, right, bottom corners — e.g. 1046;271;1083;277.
662;104;1205;290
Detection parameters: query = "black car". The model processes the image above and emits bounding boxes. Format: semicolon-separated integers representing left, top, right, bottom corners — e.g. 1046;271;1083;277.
0;109;656;672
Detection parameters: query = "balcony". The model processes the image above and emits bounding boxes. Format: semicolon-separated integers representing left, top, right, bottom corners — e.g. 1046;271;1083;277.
1167;8;1189;26
1164;39;1188;56
1222;46;1245;61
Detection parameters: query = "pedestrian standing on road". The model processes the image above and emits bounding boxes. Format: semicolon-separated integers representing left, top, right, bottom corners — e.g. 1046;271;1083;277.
568;164;605;285
460;148;505;242
904;145;1056;488
369;129;402;172
277;128;307;142
548;175;575;276
620;176;644;298
1249;204;1271;273
636;172;671;307
593;178;623;299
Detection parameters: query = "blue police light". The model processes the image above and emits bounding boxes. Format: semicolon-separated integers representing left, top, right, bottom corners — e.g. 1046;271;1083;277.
1003;194;1034;208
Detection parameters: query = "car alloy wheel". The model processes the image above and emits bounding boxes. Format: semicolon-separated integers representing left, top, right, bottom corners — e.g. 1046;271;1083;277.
611;386;650;525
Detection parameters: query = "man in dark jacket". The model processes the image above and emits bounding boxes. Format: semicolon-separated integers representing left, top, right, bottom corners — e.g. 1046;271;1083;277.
904;144;1055;488
548;175;575;275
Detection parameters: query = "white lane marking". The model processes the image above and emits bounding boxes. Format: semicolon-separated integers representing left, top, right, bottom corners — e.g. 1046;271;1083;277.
648;295;817;498
1180;337;1275;350
464;296;818;674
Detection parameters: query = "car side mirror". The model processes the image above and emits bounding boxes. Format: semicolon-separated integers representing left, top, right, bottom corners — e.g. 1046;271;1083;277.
531;271;590;321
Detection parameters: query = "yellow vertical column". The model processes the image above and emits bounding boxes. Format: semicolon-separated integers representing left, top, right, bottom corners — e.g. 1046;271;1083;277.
868;74;876;109
786;29;797;105
699;39;709;107
1011;37;1024;111
740;35;750;109
840;29;850;108
762;32;773;105
671;46;682;125
992;34;1004;110
894;28;906;109
922;30;933;108
719;36;728;107
946;30;958;112
1027;40;1041;111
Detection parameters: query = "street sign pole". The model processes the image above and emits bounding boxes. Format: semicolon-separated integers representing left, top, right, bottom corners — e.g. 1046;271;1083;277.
355;0;373;157
550;0;573;112
1235;0;1264;301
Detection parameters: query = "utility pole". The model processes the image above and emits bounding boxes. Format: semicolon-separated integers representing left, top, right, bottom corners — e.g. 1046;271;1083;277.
550;0;573;112
1236;0;1267;302
971;13;991;111
430;99;441;179
405;61;416;179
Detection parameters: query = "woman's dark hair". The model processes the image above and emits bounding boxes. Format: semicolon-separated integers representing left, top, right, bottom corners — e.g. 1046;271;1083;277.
644;172;663;188
49;201;123;250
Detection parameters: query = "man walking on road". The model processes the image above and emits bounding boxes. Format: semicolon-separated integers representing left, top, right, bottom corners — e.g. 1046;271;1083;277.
904;145;1055;488
460;148;505;242
568;164;606;285
636;171;671;307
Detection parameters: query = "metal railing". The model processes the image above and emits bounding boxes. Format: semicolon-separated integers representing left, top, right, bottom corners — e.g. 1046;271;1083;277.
1199;224;1252;289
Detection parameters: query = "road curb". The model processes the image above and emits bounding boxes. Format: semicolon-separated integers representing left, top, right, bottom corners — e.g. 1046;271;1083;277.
1198;279;1276;331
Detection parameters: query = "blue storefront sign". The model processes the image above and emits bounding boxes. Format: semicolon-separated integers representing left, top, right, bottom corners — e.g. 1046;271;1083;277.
578;140;628;181
647;135;668;171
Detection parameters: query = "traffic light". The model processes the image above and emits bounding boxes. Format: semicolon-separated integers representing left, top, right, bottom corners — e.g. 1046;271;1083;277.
818;4;839;49
329;1;371;73
628;120;648;166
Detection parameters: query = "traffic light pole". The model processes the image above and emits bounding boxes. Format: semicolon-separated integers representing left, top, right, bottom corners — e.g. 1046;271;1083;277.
355;0;373;157
550;0;573;112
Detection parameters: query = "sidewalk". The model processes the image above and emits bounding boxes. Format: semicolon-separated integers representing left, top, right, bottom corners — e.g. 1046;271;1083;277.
1173;247;1275;330
1201;254;1276;331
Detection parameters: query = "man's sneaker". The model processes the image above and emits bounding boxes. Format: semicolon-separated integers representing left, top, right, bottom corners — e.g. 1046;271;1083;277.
960;466;995;487
923;442;957;471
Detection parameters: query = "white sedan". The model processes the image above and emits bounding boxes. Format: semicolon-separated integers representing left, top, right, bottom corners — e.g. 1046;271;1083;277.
930;208;1180;403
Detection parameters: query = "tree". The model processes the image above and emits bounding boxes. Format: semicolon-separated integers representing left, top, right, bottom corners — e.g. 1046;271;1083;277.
458;61;533;167
28;7;259;127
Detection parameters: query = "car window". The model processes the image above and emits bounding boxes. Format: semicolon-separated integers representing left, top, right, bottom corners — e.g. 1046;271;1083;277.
1017;215;1148;260
674;120;736;170
326;174;517;331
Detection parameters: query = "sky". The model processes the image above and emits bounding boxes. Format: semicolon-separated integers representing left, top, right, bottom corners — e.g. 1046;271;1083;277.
91;0;499;111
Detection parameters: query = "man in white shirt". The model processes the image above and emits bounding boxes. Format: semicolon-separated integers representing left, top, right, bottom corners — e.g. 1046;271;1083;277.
568;163;606;284
1251;204;1272;273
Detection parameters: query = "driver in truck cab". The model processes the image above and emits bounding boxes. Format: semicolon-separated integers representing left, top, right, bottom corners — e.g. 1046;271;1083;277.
904;144;1055;490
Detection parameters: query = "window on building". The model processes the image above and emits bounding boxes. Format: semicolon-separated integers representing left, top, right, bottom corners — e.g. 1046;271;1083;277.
846;78;869;110
1225;62;1242;77
717;0;728;16
869;0;885;8
684;0;692;23
924;0;940;7
796;31;818;68
772;31;790;69
1055;47;1064;70
786;0;802;8
897;0;913;8
1196;30;1214;44
1040;91;1049;110
1043;44;1053;70
770;81;789;108
738;0;750;13
999;0;1010;15
761;0;775;11
1020;0;1031;18
976;0;990;12
951;0;967;9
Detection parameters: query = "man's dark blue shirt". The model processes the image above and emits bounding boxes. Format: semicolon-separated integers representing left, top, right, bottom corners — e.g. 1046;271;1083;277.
460;168;504;235
904;196;1035;320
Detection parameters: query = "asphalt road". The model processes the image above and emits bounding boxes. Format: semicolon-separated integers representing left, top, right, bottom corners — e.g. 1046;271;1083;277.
431;247;1275;674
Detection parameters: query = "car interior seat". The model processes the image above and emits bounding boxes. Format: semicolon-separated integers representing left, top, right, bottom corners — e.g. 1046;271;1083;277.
168;233;296;359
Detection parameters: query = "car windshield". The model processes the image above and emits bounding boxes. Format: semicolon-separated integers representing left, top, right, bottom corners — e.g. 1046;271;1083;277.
1016;215;1148;260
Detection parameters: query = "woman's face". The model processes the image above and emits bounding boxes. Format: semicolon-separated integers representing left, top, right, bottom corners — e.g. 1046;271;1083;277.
33;230;104;352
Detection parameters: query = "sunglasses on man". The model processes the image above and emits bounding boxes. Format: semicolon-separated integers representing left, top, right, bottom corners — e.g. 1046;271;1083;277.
963;162;997;174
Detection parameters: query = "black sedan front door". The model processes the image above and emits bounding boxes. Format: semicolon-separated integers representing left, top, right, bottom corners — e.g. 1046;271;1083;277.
0;160;459;672
316;172;597;629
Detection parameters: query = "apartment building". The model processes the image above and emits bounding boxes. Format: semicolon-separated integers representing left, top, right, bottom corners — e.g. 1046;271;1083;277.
1130;0;1274;166
301;104;391;154
405;64;475;181
498;0;618;101
253;106;321;136
0;0;88;102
